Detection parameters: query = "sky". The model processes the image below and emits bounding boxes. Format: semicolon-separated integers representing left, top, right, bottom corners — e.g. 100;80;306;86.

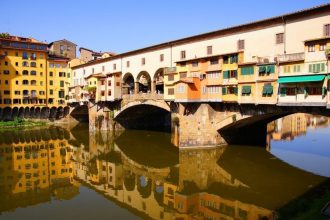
1;0;329;54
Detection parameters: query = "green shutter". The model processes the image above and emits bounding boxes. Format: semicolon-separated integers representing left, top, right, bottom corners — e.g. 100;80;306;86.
234;87;238;95
259;66;266;74
242;86;251;94
241;66;254;75
223;71;229;79
322;87;327;96
222;87;227;95
280;87;286;97
309;64;312;73
321;63;325;72
316;64;321;72
263;85;273;95
267;65;275;73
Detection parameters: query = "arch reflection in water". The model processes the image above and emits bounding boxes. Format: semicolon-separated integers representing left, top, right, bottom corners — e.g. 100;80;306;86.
0;125;328;220
268;113;330;177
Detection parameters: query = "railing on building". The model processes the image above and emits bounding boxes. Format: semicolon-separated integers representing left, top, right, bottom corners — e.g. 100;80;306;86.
277;52;305;63
165;67;176;74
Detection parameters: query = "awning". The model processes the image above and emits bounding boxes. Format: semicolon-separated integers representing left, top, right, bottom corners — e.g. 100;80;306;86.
242;86;251;94
278;74;325;83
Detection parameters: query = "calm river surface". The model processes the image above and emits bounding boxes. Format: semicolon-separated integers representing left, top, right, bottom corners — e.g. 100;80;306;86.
0;113;329;220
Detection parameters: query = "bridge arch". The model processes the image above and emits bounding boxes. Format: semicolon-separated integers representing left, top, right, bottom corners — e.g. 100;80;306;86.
217;106;330;146
122;72;135;95
70;104;89;123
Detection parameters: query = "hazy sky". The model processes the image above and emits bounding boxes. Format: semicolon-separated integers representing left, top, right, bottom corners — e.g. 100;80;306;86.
1;0;329;54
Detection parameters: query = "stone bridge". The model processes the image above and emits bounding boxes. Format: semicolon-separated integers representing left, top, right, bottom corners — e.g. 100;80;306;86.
68;96;330;148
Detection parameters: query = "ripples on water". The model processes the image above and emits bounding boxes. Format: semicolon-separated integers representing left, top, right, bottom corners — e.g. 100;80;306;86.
0;114;329;220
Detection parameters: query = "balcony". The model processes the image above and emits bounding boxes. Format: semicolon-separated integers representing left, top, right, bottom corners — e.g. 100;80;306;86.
165;67;176;74
277;53;305;63
326;47;330;59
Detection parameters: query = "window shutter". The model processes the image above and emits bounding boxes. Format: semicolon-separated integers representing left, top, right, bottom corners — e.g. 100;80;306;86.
223;71;229;79
280;87;286;97
308;64;312;73
222;87;227;95
321;63;325;72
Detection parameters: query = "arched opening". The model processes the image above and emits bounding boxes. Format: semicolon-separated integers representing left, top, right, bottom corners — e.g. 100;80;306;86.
115;104;171;131
153;182;164;205
56;107;64;119
49;107;57;120
35;107;41;118
24;107;30;118
136;71;151;93
30;107;35;118
41;107;50;119
154;68;164;94
122;73;135;95
123;171;136;191
3;107;12;121
12;107;19;119
137;175;152;198
18;107;24;118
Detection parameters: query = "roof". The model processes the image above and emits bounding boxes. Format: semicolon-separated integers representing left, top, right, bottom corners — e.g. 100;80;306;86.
48;54;70;61
0;35;48;45
72;3;330;70
48;39;77;46
85;73;107;79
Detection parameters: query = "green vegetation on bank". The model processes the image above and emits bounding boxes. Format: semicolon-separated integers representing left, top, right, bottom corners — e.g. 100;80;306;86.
277;179;330;220
0;118;47;129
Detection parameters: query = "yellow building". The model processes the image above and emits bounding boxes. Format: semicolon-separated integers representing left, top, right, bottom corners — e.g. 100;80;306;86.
0;35;70;111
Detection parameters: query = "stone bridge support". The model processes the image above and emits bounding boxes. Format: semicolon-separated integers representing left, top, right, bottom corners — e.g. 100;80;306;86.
88;102;124;132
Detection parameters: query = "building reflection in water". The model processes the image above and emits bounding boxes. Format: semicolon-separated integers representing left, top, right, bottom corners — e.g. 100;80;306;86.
0;124;328;219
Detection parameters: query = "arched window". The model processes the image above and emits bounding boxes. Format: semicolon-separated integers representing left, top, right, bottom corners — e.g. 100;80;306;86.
30;71;37;75
22;70;28;75
22;80;29;85
31;80;37;85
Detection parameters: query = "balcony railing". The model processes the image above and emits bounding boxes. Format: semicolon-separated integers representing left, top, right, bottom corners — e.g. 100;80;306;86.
165;67;176;74
277;52;305;63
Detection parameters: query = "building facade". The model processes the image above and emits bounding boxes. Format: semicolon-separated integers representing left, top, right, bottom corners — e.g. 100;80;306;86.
0;35;71;110
69;4;330;109
48;39;77;59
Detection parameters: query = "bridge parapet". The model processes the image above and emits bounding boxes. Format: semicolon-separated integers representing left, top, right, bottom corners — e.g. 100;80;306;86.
121;93;164;107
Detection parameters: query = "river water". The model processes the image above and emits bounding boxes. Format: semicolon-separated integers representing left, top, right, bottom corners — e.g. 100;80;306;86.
0;113;329;220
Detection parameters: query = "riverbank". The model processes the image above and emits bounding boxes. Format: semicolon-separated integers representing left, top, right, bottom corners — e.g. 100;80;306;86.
0;118;48;129
277;178;330;220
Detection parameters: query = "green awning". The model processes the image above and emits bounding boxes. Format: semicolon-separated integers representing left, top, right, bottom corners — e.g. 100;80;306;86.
278;75;325;83
242;86;251;94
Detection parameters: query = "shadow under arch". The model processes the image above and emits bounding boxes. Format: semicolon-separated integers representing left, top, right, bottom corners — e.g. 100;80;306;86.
114;103;171;131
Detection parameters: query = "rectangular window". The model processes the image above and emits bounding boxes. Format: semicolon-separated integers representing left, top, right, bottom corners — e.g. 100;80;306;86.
324;24;330;37
192;61;198;67
160;54;164;62
207;46;212;55
49;80;53;86
127;61;130;67
92;68;94;74
108;80;111;86
276;33;284;44
210;58;219;65
168;88;174;95
113;63;116;70
101;91;105;96
180;72;187;79
108;90;111;96
177;85;185;93
168;75;174;81
180;50;186;59
319;43;326;51
102;66;105;71
116;82;120;86
308;45;315;52
141;57;145;65
240;66;254;75
238;39;245;50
